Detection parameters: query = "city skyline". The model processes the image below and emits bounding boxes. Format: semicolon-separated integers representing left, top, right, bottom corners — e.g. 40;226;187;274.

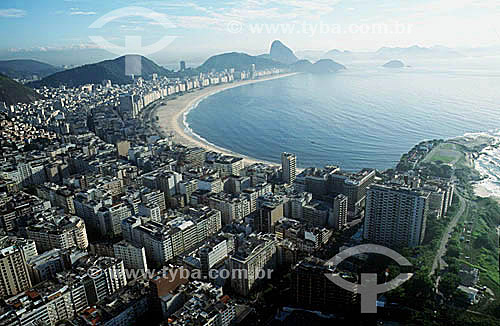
0;1;498;325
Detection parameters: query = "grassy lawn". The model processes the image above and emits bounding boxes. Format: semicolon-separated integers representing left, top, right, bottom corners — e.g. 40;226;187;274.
424;143;463;164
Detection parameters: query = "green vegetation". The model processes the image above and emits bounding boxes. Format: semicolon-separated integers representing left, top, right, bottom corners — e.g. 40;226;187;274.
198;52;287;72
423;143;463;164
448;197;500;295
29;55;170;88
387;137;499;325
0;59;61;79
396;139;444;172
0;73;41;105
419;162;453;178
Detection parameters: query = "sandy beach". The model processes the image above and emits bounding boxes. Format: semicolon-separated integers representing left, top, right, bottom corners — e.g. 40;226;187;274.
155;73;298;166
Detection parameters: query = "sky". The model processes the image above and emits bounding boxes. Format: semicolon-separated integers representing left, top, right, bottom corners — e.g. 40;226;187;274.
0;0;499;66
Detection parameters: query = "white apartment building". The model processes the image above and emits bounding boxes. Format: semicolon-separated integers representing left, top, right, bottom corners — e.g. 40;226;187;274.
208;193;250;224
0;244;33;298
281;152;297;184
229;235;277;296
25;214;88;252
364;184;430;248
200;239;228;276
121;208;222;265
113;240;148;272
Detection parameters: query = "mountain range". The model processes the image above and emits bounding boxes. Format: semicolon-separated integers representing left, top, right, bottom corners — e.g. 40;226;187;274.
375;45;462;58
200;41;346;74
322;45;464;62
29;55;169;88
10;42;460;90
24;40;346;88
198;52;287;72
0;74;41;105
0;59;62;80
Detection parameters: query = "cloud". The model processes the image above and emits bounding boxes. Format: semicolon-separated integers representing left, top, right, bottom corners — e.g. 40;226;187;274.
144;0;342;29
0;8;26;18
70;11;97;16
7;43;103;53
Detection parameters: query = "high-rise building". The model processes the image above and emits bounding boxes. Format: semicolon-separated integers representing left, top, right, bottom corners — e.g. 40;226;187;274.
26;249;65;284
257;201;284;233
208;193;250;224
251;64;256;79
116;140;131;159
330;194;348;229
122;208;222;265
96;202;132;237
25;214;89;252
363;184;430;248
213;156;244;177
113;240;148;272
199;239;228;278
291;257;358;312
302;200;329;227
86;257;127;304
281;152;297;185
329;168;376;214
0;242;32;298
1;279;87;325
229;234;277;296
178;147;205;169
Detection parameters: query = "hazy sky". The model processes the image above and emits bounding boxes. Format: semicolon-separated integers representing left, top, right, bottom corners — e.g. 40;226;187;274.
1;0;499;64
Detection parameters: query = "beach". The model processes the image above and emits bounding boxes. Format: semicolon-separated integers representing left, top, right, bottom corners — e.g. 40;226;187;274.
457;131;500;202
155;73;298;166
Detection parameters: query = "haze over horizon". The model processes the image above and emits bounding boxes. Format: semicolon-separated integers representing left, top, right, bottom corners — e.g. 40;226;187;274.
1;0;500;66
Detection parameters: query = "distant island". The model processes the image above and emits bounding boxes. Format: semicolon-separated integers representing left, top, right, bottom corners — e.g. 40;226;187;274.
308;59;346;73
291;58;346;74
383;60;406;68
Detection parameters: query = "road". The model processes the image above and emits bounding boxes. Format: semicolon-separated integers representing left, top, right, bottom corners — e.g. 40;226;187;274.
430;193;466;280
141;100;167;138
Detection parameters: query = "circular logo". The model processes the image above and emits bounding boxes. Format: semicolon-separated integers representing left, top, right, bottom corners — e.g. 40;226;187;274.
88;7;177;56
87;266;103;279
227;21;243;34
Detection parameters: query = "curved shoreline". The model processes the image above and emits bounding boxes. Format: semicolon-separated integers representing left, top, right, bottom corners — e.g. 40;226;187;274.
155;73;298;166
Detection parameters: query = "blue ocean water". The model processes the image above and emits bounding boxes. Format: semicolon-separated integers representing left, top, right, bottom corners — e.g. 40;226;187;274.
186;59;500;170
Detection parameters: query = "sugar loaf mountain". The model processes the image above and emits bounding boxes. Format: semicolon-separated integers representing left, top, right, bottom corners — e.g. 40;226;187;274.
200;40;345;74
24;40;346;88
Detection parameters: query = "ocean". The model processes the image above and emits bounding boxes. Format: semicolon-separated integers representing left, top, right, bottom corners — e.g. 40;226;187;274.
185;57;500;171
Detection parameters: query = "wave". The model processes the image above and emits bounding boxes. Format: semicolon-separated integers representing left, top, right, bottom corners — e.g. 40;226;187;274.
182;91;239;153
464;129;500;198
180;87;279;165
